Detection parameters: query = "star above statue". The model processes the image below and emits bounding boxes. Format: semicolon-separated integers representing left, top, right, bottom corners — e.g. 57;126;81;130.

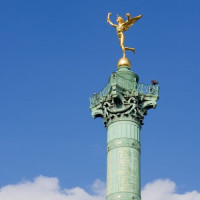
107;13;142;58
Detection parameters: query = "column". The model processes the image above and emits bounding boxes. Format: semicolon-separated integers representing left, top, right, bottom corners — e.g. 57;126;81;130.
107;120;141;200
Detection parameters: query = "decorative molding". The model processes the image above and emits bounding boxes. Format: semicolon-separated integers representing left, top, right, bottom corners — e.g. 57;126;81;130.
106;192;141;200
90;89;158;126
107;138;141;152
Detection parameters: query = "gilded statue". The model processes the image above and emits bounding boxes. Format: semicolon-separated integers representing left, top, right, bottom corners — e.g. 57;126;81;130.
107;13;142;58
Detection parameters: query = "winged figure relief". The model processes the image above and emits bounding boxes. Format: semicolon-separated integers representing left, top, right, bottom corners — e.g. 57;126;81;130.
107;13;142;58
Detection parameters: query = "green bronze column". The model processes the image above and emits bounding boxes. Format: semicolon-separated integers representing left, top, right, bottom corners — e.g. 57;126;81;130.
107;120;141;200
90;58;159;200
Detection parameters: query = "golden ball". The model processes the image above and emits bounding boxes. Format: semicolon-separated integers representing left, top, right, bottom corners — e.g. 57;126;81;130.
117;57;131;69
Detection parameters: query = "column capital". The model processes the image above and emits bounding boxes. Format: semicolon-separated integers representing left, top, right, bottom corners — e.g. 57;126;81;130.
90;67;159;127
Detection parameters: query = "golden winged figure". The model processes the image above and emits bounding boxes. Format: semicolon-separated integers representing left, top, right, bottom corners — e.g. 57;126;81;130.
107;13;142;58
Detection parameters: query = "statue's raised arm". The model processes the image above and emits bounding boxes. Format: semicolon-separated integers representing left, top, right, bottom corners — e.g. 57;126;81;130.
107;13;117;28
126;13;130;21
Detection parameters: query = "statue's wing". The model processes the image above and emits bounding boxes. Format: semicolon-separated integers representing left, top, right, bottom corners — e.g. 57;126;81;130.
123;15;143;31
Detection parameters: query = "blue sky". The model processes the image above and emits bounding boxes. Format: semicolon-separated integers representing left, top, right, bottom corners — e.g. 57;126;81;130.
0;0;200;199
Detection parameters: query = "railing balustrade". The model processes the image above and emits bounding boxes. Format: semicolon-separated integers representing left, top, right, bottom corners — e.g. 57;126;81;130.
90;82;159;108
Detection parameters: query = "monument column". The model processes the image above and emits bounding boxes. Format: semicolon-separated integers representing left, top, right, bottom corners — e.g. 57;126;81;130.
90;59;159;200
90;12;159;200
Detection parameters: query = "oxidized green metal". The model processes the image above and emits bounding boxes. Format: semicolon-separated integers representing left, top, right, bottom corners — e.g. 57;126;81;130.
90;65;159;200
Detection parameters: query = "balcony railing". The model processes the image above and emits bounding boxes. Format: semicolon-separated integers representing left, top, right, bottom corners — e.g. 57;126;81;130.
90;82;159;108
137;83;159;96
89;82;111;108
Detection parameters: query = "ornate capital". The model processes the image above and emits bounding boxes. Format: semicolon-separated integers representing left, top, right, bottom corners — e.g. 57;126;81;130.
90;67;159;127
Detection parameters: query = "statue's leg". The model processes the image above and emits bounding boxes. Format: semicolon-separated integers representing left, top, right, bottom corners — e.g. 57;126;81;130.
125;47;136;54
119;33;126;58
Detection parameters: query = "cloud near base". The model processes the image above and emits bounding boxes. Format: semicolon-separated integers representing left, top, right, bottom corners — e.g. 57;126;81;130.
0;176;199;200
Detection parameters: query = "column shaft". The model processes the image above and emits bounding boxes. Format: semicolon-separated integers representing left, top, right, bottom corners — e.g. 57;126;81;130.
106;120;141;200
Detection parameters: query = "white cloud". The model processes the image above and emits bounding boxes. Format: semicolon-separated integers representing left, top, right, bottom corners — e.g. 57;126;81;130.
142;179;200;200
0;176;199;200
0;176;105;200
